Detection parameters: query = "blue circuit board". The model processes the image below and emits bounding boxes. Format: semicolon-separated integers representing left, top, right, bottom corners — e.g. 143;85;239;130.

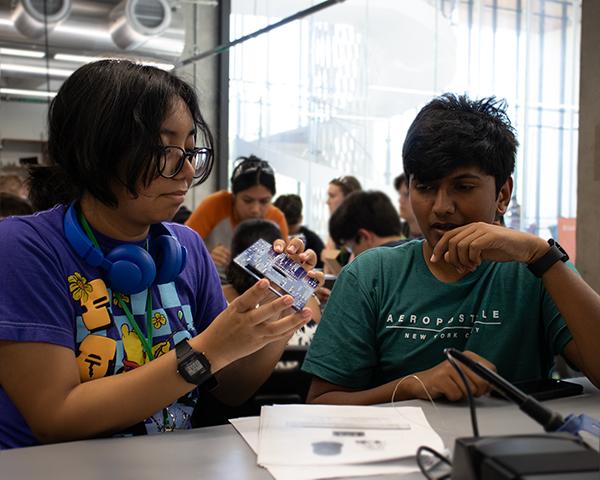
233;239;319;311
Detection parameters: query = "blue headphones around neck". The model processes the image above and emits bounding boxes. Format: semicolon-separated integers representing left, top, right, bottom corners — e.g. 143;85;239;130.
63;203;187;295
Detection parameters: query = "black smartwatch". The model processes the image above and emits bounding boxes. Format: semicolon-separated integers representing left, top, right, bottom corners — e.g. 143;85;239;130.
175;339;217;389
527;239;569;278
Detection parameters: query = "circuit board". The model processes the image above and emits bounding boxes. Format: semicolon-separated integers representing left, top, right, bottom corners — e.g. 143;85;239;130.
233;239;319;311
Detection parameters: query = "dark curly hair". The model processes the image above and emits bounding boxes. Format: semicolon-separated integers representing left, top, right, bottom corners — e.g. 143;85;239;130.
402;93;517;193
273;194;302;227
329;190;402;247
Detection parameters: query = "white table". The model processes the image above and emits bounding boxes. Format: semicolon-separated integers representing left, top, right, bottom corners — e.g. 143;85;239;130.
2;379;598;479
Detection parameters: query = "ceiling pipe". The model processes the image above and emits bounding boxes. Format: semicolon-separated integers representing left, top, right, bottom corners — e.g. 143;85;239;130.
110;0;172;50
0;0;184;62
12;0;72;39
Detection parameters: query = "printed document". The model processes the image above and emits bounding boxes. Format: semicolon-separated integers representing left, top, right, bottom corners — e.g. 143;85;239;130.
256;404;443;466
230;404;445;479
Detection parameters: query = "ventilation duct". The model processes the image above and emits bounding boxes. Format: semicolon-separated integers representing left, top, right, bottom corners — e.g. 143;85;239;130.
110;0;172;50
0;1;184;62
12;0;72;39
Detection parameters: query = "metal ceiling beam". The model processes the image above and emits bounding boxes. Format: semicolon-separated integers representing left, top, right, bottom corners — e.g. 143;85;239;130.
176;0;346;68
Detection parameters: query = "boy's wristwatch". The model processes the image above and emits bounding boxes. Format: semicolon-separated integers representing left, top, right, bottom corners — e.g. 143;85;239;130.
527;239;569;277
175;339;217;389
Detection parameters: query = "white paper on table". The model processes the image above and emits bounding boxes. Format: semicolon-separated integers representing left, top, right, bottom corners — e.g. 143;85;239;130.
230;416;261;451
256;404;444;467
230;416;422;480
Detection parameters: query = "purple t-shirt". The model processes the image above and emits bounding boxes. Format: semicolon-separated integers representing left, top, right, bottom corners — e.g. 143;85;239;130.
0;205;227;449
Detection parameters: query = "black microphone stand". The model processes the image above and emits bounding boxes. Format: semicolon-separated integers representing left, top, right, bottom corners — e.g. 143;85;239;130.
442;348;600;480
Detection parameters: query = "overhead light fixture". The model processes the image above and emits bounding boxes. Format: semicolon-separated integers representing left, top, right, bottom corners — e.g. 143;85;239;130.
0;48;45;58
0;88;56;98
0;63;74;77
141;61;175;71
54;53;174;71
54;53;102;63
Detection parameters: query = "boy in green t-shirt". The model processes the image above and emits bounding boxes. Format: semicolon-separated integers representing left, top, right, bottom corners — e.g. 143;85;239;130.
302;93;600;404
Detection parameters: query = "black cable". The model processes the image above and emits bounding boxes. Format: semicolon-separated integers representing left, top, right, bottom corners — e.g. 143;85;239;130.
446;352;480;437
445;347;565;432
416;445;452;480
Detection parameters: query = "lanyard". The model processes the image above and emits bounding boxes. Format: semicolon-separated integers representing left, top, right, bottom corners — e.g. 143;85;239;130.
115;292;154;361
78;211;155;361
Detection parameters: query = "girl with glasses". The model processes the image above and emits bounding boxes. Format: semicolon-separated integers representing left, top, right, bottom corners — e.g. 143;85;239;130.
0;60;320;449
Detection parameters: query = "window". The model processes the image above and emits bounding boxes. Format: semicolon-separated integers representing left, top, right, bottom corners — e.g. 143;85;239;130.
228;0;580;244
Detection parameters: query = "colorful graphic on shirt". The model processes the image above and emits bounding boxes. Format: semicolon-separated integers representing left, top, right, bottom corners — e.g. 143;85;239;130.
71;272;191;393
76;334;117;381
152;312;167;329
79;279;111;331
69;272;93;303
152;340;170;358
113;294;130;306
120;323;147;369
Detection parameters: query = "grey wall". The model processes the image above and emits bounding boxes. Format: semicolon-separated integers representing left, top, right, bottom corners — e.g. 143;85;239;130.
0;101;48;167
576;0;600;292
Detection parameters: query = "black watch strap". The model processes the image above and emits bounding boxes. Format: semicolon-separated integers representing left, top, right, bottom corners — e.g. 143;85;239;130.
175;339;217;389
527;239;569;278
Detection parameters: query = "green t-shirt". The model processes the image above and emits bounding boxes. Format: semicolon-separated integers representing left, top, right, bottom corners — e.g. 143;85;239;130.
302;240;573;389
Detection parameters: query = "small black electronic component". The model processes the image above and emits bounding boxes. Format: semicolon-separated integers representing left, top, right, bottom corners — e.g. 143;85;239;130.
233;239;319;311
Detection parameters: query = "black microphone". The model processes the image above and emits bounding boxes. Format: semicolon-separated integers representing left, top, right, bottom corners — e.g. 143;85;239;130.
444;348;600;479
444;348;565;432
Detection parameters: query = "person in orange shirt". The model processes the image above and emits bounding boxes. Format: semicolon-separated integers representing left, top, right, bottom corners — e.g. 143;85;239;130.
186;155;288;276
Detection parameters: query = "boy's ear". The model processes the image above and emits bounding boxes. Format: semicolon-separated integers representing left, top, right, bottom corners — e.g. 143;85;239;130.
357;228;371;245
496;177;513;215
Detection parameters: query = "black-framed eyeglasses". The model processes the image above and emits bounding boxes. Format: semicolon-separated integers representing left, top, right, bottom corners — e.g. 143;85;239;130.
156;146;213;179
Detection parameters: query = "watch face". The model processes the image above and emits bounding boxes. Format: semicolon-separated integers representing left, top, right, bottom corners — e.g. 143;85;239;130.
187;359;205;376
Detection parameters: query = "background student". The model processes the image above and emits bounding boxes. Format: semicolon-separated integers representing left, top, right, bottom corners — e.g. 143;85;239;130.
326;175;362;215
0;60;319;449
302;93;600;405
274;194;325;269
186;155;288;276
0;172;29;200
320;175;363;289
0;192;33;220
329;190;406;257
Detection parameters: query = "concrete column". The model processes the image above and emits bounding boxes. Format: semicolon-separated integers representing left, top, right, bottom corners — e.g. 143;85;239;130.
180;2;220;209
576;0;600;292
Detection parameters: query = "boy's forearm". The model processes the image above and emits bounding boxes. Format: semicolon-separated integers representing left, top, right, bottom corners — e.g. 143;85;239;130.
307;379;417;405
542;261;600;386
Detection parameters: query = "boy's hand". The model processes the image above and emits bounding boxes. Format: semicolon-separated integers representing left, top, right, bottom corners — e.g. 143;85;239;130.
406;351;496;401
431;222;549;273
